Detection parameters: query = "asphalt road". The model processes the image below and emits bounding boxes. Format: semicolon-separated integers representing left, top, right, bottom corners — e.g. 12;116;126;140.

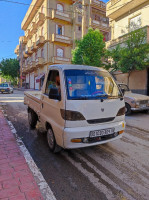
0;90;149;200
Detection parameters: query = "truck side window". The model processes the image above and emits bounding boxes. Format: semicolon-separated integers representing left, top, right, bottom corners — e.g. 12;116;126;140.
45;70;61;96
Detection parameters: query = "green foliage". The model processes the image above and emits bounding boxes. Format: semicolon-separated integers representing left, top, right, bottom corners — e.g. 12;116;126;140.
0;58;20;85
107;28;149;75
72;28;105;67
105;45;122;71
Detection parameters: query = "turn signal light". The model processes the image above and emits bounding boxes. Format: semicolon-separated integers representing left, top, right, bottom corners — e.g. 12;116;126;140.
71;139;82;143
119;130;124;134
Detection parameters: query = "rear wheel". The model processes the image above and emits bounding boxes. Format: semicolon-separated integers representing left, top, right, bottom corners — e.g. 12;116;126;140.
47;127;61;153
28;109;38;129
125;103;131;116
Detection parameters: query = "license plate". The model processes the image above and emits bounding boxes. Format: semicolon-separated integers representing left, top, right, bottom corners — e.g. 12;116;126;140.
90;128;115;138
140;104;146;108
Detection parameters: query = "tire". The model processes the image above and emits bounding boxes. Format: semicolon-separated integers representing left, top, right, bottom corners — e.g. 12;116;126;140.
28;109;38;129
125;103;131;116
47;127;61;153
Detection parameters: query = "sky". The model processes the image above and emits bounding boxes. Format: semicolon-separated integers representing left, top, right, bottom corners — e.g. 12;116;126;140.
0;0;108;62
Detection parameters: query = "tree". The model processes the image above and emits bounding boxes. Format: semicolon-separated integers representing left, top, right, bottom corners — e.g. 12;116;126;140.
105;45;122;72
107;27;149;85
72;28;105;67
120;28;149;85
0;58;20;85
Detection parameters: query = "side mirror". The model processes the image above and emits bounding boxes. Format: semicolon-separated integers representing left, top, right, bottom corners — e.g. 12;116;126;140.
49;88;61;101
121;88;125;96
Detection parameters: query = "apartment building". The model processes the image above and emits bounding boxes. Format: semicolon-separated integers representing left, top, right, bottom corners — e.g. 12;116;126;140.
106;0;149;95
15;0;110;89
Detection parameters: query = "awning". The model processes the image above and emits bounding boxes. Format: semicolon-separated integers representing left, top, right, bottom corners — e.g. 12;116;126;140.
36;73;45;83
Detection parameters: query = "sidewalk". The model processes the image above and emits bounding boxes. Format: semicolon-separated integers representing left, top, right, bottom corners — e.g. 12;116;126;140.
0;110;43;200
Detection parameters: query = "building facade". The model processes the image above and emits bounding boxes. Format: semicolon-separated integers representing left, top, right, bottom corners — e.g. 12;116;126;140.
106;0;149;95
15;0;110;89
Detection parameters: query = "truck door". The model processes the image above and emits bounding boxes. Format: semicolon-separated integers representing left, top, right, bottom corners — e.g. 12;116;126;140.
40;69;65;147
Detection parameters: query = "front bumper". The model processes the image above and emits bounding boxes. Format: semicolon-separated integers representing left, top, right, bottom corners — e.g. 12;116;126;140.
63;120;125;149
131;107;149;111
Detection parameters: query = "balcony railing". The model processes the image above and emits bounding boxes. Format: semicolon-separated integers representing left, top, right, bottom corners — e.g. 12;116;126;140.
25;47;33;55
25;29;32;39
52;34;72;45
36;57;44;66
30;22;37;34
91;19;110;31
31;42;38;52
52;56;71;64
36;12;45;26
36;36;45;47
51;9;71;23
91;0;106;10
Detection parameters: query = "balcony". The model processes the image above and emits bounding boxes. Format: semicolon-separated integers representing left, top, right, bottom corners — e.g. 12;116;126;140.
106;25;149;49
36;36;45;47
58;0;73;4
25;29;32;39
91;20;110;32
25;47;33;55
52;34;72;45
31;42;38;52
51;9;71;24
107;0;148;19
36;57;44;66
14;45;19;55
36;12;45;26
30;61;36;69
90;0;106;10
52;56;71;64
23;51;29;58
30;22;37;34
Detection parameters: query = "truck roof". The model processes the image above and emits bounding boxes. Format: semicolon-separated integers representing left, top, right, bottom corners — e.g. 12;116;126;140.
48;64;107;72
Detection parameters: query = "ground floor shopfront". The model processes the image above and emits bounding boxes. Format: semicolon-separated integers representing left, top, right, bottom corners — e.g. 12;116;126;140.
114;67;149;96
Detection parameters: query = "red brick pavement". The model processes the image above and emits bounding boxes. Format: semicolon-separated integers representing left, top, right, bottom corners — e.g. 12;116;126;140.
0;110;43;200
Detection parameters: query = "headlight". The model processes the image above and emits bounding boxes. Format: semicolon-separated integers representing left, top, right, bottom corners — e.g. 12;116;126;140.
60;109;86;121
136;102;140;106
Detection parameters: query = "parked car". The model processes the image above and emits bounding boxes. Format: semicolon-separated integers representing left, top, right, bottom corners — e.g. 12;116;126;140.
0;83;13;94
118;83;149;115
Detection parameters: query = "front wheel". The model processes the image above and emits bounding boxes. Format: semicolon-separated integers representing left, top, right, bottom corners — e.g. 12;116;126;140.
28;109;38;129
47;128;61;153
125;103;131;116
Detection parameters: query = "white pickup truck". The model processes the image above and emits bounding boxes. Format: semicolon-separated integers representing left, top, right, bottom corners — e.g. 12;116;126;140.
24;64;125;152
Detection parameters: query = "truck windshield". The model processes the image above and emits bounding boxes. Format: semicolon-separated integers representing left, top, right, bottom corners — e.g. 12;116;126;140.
64;70;122;100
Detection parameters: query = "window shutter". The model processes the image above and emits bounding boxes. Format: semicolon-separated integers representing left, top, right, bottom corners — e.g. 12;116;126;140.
62;26;64;35
56;24;58;34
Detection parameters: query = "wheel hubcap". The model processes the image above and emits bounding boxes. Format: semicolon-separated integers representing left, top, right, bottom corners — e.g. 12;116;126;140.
47;129;54;149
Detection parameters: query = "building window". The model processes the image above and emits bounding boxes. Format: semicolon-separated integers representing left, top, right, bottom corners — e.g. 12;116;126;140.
57;4;64;12
41;5;44;13
78;26;81;31
56;24;64;35
41;48;44;58
78;16;82;22
57;48;64;57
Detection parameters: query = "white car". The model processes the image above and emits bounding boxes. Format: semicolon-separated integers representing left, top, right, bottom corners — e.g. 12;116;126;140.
118;84;149;115
0;83;13;94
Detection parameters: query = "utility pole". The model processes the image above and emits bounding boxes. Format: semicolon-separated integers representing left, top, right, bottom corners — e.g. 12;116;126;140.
82;0;86;38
